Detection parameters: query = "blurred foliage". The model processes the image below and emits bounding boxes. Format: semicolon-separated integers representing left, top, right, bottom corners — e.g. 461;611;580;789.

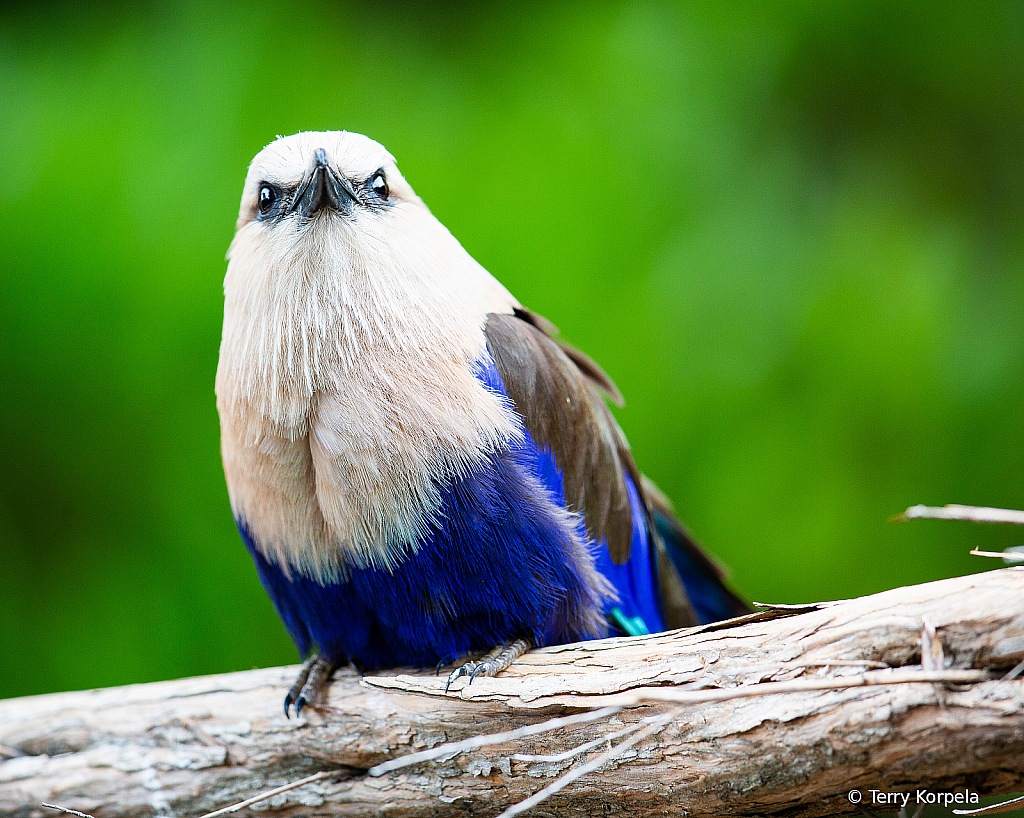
2;0;1024;701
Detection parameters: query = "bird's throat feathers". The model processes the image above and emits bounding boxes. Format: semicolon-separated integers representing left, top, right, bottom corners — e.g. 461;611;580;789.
219;200;515;429
216;168;521;582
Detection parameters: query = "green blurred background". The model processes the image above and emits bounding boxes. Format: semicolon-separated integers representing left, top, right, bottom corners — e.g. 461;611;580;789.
3;0;1024;702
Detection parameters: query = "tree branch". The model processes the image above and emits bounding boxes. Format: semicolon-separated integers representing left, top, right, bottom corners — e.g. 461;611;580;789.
2;568;1022;817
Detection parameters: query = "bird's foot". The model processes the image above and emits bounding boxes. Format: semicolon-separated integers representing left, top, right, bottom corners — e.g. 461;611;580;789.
284;654;336;718
444;637;532;693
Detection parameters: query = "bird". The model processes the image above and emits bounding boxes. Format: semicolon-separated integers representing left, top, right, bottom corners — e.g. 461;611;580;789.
216;131;748;717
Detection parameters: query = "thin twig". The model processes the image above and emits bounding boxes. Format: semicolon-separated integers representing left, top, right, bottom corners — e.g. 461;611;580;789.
41;806;95;818
970;549;1024;563
953;793;1024;816
1002;658;1024;683
788;659;890;669
510;717;654;763
893;504;1024;525
195;770;334;818
369;706;621;776
497;712;675;818
606;669;993;707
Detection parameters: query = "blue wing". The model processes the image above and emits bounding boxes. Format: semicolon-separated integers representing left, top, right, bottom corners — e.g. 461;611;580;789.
483;309;748;633
473;347;668;635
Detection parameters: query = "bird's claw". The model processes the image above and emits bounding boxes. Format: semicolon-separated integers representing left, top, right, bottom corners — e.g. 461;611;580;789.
293;692;311;718
284;654;336;718
444;663;473;694
443;637;532;694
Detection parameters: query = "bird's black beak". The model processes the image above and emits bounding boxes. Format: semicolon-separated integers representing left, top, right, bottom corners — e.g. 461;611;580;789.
289;148;359;218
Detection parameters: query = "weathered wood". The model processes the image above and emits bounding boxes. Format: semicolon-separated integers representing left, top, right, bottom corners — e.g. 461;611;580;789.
2;568;1023;818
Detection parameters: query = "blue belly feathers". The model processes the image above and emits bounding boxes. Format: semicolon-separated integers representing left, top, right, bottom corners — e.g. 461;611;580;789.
239;353;668;670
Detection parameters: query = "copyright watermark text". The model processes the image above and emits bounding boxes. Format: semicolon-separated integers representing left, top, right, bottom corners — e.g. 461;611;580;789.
847;788;981;809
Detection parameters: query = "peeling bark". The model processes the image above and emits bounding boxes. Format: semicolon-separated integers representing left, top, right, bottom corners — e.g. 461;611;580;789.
1;568;1022;818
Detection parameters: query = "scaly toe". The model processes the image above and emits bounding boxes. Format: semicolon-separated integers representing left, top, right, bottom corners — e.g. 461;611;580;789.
469;662;493;684
443;638;533;693
445;663;475;694
284;655;321;718
285;654;335;718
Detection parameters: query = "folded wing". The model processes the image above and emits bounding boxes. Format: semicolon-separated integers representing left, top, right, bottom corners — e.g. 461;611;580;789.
484;308;749;629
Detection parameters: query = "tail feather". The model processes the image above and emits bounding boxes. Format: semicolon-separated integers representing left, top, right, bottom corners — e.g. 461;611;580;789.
644;479;751;627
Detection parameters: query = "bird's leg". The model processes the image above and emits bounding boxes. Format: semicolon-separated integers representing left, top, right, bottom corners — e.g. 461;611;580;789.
284;654;319;716
445;637;532;693
284;654;336;718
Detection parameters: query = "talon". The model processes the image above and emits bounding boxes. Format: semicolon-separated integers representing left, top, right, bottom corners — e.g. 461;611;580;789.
469;662;491;684
445;664;472;694
284;655;319;719
284;654;336;718
443;638;533;693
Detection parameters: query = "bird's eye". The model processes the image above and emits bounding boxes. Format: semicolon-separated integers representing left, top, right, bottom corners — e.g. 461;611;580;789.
370;172;389;200
258;184;278;215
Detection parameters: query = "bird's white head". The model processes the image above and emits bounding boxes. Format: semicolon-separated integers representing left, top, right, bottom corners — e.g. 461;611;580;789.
233;130;420;233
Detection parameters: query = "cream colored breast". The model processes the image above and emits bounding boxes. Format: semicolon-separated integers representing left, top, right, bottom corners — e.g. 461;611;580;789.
216;200;520;582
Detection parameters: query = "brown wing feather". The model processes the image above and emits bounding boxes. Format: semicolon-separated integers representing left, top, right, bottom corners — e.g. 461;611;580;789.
512;308;624;405
485;311;635;563
485;309;750;628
